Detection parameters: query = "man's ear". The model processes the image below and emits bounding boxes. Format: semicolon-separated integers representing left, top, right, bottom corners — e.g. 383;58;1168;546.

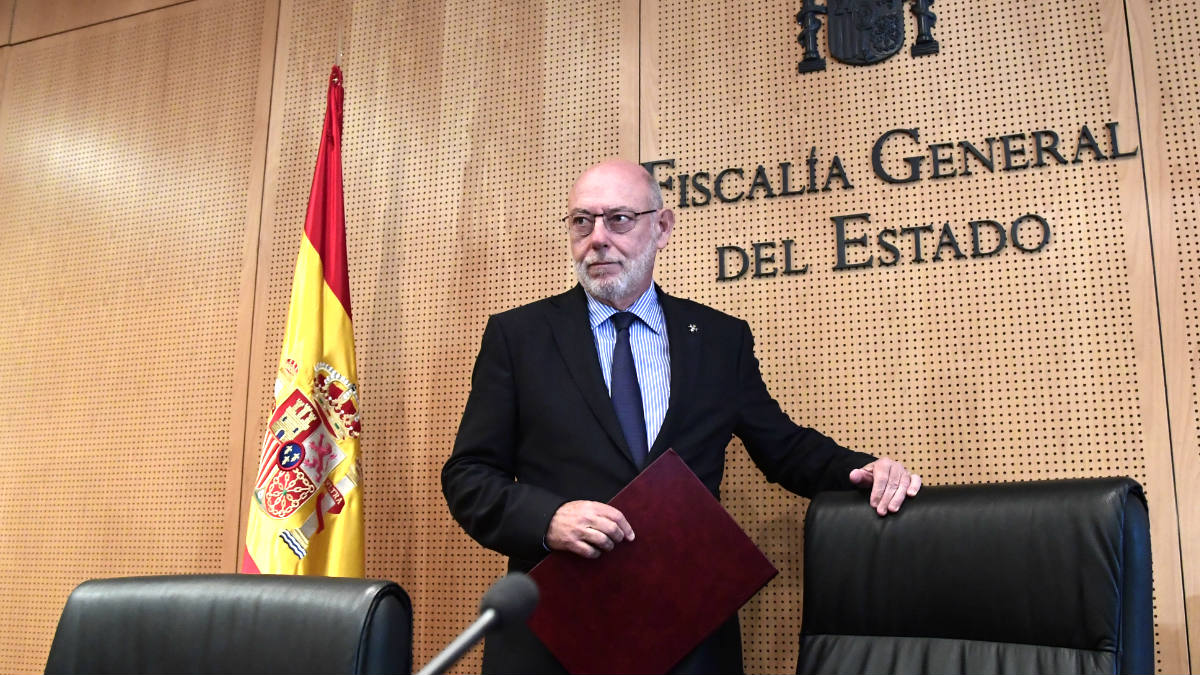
655;209;674;250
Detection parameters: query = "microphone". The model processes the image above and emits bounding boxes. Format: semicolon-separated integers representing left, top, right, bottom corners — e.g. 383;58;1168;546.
415;572;539;675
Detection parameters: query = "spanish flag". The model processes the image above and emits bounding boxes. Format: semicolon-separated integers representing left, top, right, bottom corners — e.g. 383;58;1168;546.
242;66;364;577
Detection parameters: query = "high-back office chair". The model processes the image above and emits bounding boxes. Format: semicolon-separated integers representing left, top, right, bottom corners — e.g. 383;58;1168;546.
44;574;412;675
797;478;1152;675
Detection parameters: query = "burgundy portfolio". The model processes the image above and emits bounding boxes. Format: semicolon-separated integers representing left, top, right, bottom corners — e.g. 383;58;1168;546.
527;449;778;674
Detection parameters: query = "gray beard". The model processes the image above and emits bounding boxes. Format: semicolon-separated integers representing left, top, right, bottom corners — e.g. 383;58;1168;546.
574;239;657;308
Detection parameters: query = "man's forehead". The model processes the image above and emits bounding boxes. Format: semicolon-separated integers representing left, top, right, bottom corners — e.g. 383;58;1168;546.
568;164;651;207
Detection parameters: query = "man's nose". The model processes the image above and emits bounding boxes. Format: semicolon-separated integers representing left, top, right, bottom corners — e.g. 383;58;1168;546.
586;216;613;246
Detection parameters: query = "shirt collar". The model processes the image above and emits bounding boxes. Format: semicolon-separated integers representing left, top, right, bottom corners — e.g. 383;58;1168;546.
585;284;666;335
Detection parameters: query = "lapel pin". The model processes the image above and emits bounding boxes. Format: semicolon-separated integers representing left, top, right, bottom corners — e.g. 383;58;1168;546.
688;324;698;333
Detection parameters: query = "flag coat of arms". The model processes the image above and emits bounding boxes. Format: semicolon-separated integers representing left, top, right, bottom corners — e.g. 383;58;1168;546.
242;66;364;577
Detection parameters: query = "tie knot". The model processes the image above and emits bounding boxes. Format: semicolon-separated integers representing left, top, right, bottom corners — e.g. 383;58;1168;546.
611;311;637;332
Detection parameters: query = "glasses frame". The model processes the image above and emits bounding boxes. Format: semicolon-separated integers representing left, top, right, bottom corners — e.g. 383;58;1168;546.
562;208;658;237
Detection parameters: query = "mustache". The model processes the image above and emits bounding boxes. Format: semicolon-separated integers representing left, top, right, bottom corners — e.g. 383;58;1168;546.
584;253;622;265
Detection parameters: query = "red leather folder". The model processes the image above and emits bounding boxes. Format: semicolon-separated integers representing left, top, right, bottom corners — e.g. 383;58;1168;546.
527;449;778;674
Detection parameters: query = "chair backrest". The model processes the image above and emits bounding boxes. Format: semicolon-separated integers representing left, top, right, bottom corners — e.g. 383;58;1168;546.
44;574;412;675
797;477;1152;675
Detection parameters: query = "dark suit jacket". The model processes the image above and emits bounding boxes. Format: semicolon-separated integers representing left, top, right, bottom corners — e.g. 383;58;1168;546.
442;284;874;674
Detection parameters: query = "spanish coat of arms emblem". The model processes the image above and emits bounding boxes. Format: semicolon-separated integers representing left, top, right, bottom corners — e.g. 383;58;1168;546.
797;0;939;73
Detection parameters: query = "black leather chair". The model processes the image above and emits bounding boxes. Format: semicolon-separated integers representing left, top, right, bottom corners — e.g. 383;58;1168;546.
44;574;412;675
797;478;1152;675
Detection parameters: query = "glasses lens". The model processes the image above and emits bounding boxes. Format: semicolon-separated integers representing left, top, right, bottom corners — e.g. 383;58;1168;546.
603;210;639;233
567;213;595;235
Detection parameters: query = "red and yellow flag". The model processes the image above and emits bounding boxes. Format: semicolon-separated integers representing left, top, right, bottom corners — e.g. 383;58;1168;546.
242;66;363;577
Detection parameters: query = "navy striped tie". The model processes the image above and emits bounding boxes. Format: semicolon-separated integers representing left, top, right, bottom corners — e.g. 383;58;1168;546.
610;312;648;467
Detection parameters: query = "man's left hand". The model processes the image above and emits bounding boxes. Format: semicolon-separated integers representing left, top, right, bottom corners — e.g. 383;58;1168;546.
848;458;921;516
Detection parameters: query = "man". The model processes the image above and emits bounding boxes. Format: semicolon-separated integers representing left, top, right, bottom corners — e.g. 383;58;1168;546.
442;159;920;674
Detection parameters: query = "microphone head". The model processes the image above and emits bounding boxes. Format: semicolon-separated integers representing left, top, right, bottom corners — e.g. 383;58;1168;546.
479;572;539;627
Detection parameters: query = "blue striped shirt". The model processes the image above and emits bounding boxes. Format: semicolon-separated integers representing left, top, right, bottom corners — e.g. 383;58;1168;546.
586;286;671;451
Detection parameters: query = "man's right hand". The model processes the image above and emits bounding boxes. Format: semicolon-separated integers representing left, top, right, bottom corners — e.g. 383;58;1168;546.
546;500;635;559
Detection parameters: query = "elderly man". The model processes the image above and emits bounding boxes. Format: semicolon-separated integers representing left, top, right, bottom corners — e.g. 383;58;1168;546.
442;159;919;674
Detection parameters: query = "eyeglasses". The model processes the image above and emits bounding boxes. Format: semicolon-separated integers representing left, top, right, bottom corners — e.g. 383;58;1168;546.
562;208;657;237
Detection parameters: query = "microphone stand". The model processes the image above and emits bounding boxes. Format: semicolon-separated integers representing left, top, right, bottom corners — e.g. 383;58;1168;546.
415;608;497;675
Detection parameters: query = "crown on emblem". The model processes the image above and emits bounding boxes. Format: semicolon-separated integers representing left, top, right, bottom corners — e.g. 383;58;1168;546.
314;362;361;440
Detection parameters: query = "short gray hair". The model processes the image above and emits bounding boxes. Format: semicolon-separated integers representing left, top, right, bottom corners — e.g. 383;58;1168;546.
640;165;664;210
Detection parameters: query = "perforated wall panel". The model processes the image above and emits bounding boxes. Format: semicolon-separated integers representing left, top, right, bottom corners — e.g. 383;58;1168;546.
248;1;636;671
9;0;179;43
0;1;273;672
1142;0;1200;667
643;0;1182;671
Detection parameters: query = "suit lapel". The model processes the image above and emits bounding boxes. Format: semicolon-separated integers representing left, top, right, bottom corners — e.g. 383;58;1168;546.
547;285;638;468
648;288;699;464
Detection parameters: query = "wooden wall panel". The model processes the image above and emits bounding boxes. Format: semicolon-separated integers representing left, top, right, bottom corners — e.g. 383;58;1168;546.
0;0;14;44
248;0;637;670
1132;0;1200;668
0;1;276;672
10;0;179;43
642;0;1183;671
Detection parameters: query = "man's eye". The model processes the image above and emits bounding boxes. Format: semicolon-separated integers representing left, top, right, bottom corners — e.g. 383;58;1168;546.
569;216;592;228
607;213;633;224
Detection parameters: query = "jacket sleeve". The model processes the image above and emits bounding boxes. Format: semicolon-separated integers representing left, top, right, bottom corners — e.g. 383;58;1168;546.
730;320;876;496
441;315;569;562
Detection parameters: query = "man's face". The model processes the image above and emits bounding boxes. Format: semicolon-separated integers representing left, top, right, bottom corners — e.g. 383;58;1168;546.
567;162;673;310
